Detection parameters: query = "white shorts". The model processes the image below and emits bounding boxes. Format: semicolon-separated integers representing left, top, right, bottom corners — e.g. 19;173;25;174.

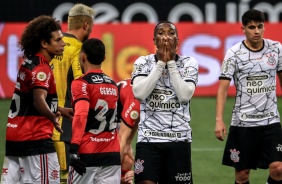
67;165;121;184
1;153;60;184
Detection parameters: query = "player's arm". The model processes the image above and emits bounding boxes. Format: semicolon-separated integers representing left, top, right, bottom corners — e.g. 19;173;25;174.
215;79;230;141
132;61;165;101
58;106;74;121
72;52;83;79
69;79;90;175
119;117;139;161
278;72;282;90
167;60;196;103
33;88;62;133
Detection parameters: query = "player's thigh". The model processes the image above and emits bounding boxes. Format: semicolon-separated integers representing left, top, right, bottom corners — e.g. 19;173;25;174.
259;123;282;169
159;142;192;184
19;152;60;184
1;156;22;184
134;142;162;183
222;126;261;170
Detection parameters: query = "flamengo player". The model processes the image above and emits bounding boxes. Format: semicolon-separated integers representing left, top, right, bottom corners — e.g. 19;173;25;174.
1;15;65;183
67;38;121;183
117;78;140;184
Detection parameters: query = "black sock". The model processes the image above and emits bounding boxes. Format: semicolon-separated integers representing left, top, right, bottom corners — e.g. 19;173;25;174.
235;181;250;184
267;176;282;184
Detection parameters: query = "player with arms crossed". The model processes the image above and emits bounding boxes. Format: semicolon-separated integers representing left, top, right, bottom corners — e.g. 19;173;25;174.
215;9;282;184
117;78;140;184
50;4;95;183
1;15;65;183
67;38;121;184
131;21;198;184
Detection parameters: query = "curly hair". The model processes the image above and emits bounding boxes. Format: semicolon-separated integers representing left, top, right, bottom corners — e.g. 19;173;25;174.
19;15;61;59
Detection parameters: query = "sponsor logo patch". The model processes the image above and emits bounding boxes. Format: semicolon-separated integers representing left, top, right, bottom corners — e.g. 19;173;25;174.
36;72;47;81
130;110;139;120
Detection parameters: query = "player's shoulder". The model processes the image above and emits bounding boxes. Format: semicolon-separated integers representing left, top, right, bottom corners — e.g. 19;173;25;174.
264;38;282;49
177;54;198;66
135;54;155;63
63;33;82;50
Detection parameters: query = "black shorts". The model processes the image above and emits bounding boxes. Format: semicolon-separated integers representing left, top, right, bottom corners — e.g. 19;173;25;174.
134;142;192;184
222;123;282;170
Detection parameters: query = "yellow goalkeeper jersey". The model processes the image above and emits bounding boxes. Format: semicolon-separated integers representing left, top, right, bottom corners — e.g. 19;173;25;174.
50;33;83;142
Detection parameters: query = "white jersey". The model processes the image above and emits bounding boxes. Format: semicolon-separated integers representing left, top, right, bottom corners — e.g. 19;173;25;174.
132;54;198;143
220;39;282;127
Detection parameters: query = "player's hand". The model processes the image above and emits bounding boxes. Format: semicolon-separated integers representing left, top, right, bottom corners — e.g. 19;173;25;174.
70;154;86;175
121;170;134;184
156;37;168;62
166;36;177;61
215;119;227;141
58;107;74;121
52;111;63;133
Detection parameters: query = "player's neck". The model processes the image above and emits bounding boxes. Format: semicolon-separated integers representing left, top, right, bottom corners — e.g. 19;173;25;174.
244;40;263;51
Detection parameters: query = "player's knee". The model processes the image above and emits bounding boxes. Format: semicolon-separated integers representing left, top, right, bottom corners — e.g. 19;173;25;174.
269;162;282;181
235;169;250;183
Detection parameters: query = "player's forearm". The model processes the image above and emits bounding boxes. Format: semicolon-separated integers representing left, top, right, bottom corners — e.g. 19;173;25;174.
216;89;228;122
167;60;195;103
133;61;165;101
71;100;89;145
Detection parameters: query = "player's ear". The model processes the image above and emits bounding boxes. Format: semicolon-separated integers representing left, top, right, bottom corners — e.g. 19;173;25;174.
241;26;245;33
153;38;156;45
41;39;48;49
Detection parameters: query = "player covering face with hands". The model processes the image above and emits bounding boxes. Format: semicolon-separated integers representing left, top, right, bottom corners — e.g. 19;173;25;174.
132;21;198;184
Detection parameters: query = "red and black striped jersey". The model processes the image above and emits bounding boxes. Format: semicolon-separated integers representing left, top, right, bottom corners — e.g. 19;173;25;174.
71;69;120;166
5;53;57;156
117;79;140;128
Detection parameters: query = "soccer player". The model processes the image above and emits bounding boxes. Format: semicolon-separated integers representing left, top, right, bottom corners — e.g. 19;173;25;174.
131;21;198;184
67;38;121;184
1;15;65;183
49;3;95;183
215;9;282;184
117;78;140;184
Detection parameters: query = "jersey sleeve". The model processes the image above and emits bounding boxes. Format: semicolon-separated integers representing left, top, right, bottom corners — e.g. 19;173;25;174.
277;42;282;72
31;65;52;90
182;57;199;85
219;49;236;80
131;56;149;82
72;50;83;79
71;78;90;105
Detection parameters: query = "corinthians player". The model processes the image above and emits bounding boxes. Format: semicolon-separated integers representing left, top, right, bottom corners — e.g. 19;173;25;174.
132;21;198;184
215;9;282;184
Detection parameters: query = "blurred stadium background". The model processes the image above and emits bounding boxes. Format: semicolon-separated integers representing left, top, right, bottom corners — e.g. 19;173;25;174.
0;0;281;183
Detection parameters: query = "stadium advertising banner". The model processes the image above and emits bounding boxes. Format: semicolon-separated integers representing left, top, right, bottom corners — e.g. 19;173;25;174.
0;0;281;23
0;23;282;98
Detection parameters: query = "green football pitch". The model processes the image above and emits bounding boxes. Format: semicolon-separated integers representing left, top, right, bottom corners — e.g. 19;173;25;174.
1;97;281;183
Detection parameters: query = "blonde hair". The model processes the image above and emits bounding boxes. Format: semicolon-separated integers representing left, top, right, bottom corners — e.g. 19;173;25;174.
68;3;94;30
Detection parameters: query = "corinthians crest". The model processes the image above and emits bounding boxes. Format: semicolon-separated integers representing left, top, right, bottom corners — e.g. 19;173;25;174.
266;53;276;66
230;149;240;163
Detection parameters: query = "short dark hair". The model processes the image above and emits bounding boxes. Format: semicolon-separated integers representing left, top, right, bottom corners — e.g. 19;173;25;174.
19;15;61;59
81;38;105;65
241;9;265;26
153;21;178;37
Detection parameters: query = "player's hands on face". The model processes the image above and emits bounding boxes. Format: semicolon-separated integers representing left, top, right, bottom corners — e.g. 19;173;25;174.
156;36;176;62
70;154;87;175
215;119;227;141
